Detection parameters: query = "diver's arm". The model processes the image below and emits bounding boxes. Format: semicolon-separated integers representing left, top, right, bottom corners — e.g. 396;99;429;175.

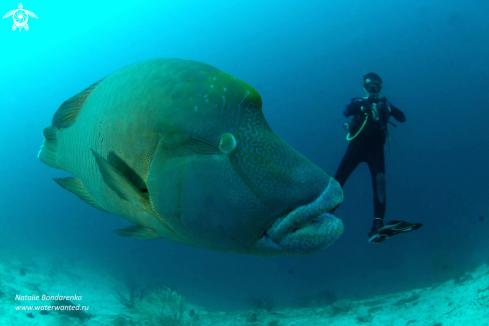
389;102;406;122
343;98;364;117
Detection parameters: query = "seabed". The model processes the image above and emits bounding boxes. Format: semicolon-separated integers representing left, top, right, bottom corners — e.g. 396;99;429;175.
1;257;488;326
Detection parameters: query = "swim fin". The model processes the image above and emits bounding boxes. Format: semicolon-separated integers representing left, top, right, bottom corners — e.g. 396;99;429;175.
368;220;423;244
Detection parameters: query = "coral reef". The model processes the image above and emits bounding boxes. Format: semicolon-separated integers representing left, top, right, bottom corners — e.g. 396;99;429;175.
114;278;152;309
133;286;198;326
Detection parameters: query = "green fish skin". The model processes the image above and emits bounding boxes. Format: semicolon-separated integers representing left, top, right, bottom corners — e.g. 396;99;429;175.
38;58;344;256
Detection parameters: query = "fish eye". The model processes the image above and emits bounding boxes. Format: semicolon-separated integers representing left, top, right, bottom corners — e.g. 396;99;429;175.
218;133;237;153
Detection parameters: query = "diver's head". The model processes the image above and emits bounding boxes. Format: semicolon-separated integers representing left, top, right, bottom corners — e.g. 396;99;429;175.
363;72;382;99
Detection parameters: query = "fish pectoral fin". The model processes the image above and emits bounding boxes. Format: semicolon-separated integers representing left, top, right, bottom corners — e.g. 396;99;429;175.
53;177;108;212
90;147;150;211
114;225;162;240
107;151;147;192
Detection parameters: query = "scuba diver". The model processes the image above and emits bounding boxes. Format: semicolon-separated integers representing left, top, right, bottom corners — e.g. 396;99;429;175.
331;73;422;244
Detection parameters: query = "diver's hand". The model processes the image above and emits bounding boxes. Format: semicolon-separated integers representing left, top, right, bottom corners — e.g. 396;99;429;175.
361;105;377;116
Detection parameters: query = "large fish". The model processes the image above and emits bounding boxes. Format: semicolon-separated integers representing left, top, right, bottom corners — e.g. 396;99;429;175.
38;59;343;256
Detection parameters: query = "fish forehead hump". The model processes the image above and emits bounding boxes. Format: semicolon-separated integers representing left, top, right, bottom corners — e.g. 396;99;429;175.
144;59;263;141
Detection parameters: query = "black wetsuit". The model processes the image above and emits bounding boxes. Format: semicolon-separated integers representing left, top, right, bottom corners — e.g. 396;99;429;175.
332;96;406;220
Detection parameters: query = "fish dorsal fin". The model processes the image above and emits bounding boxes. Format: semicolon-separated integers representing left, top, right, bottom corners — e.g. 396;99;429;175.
52;79;104;129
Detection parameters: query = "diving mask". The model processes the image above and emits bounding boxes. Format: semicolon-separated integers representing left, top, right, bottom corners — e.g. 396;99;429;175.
365;82;381;94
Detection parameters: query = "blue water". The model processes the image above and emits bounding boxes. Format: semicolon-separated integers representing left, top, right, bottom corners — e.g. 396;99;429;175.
1;0;488;311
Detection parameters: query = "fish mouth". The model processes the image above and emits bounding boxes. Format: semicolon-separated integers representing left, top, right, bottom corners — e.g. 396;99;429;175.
261;178;344;254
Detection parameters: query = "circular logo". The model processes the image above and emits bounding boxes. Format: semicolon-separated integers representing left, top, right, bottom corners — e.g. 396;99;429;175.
13;9;28;27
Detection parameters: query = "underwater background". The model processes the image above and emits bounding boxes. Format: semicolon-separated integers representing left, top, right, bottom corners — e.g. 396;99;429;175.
1;0;488;313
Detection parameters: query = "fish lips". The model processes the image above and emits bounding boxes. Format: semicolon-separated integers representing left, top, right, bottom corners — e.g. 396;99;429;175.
262;179;344;254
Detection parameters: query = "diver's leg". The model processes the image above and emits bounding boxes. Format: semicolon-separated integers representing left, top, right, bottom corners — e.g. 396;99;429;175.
329;142;362;214
366;141;423;243
334;142;362;187
366;141;386;237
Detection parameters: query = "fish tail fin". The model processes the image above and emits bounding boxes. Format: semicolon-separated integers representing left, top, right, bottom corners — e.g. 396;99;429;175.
38;126;60;169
